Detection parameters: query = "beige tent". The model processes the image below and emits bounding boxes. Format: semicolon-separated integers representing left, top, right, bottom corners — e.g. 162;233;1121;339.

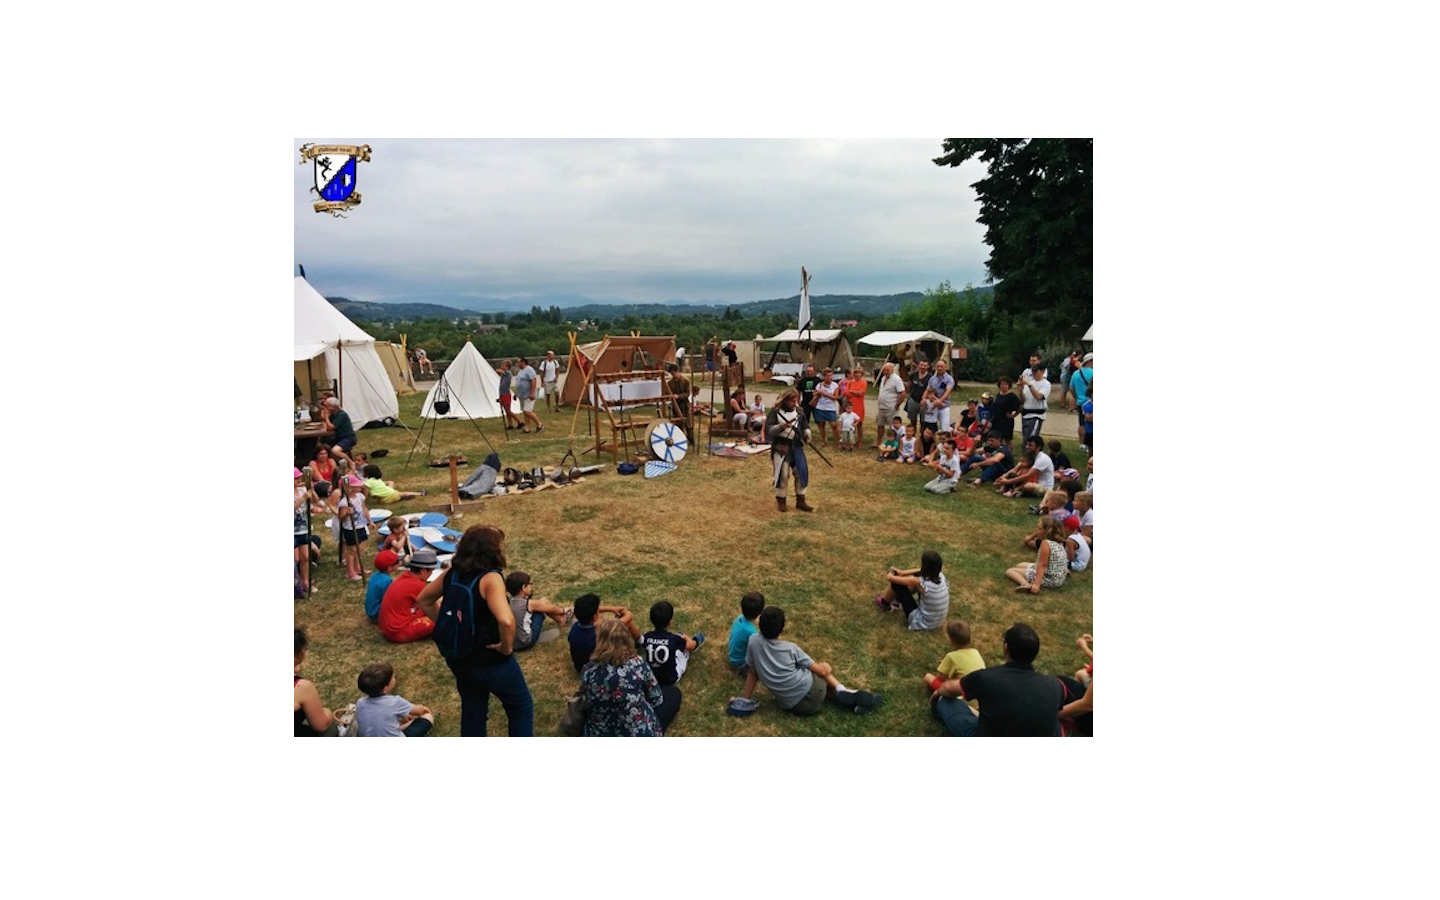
559;335;677;408
374;341;416;395
755;328;854;380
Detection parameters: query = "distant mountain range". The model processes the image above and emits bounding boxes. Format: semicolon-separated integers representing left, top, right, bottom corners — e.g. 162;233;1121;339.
327;287;991;322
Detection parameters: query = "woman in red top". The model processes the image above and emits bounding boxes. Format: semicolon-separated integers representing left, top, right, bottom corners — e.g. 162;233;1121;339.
844;368;868;447
308;446;335;486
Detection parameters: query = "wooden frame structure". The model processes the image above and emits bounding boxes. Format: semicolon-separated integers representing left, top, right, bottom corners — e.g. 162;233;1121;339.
562;335;685;463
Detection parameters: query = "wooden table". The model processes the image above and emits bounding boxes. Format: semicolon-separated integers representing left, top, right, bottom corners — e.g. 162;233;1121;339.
294;424;329;469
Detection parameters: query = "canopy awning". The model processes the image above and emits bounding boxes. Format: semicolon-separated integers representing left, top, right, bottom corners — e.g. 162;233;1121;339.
1082;324;1094;341
855;330;954;347
762;328;846;343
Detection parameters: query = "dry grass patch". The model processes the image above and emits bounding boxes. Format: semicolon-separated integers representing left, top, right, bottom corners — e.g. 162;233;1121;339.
296;392;1093;736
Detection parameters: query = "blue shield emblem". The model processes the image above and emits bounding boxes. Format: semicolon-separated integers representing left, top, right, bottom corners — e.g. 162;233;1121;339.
314;154;359;202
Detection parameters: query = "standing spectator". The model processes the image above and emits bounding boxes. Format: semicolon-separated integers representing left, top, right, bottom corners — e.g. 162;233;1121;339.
513;356;543;434
1066;352;1094;450
930;622;1063;737
1059;350;1078;405
989;377;1022;446
810;367;843;445
1082;389;1094;452
797;363;821;430
496;359;524;430
675;345;686;368
723;341;739;367
1019;364;1051;443
875;362;906;451
539;350;561;412
1017;350;1044;393
844;367;869;447
906;359;931;432
923;360;957;432
415;524;534;737
704;337;718;374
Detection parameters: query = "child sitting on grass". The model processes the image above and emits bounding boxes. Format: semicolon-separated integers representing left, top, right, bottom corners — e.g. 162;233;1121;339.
877;427;900;461
1064;515;1091;572
641;600;705;686
727;592;765;676
899;426;918;463
737;606;882;715
364;550;399;624
567;592;641;674
1006;517;1069;594
505;571;572;651
924;619;986;709
355;662;434;737
379;516;414;564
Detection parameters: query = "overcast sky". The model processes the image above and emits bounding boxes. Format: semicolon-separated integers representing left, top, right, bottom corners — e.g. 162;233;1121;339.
293;138;991;306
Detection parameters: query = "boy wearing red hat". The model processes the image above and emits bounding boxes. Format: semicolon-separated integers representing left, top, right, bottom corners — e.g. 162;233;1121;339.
365;550;400;624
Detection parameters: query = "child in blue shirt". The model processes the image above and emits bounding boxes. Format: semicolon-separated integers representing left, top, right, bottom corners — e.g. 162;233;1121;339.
727;592;765;675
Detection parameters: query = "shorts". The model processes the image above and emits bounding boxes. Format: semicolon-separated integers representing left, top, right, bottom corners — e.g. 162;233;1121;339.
402;717;433;737
341;527;369;546
520;397;535;413
334;435;357;452
499;393;512;410
543;380;557;396
294;533;309;549
812;408;837;424
786;672;828;716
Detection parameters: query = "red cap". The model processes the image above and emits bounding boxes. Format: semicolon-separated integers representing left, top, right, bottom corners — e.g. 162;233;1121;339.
374;549;400;571
1063;515;1081;530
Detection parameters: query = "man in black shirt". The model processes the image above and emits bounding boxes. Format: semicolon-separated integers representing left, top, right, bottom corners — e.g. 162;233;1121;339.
796;363;821;429
906;359;931;431
931;622;1062;736
989;377;1022;446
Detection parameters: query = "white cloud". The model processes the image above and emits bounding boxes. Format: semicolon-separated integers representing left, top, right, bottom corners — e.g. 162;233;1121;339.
294;138;990;305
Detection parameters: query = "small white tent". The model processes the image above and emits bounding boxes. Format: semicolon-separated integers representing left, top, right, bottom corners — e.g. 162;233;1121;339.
420;340;503;420
293;276;399;427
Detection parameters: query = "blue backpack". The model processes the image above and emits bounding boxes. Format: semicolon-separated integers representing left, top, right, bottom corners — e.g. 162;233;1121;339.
432;568;500;661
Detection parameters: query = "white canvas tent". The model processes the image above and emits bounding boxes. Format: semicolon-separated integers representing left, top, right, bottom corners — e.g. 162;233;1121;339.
1082;323;1093;342
856;330;955;367
420;340;502;420
293;276;399;427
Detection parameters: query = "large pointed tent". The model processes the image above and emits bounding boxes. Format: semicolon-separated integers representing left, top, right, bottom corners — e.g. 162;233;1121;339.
420;340;503;420
293;276;398;427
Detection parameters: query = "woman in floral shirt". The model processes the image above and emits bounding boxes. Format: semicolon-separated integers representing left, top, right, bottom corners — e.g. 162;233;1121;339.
580;618;670;736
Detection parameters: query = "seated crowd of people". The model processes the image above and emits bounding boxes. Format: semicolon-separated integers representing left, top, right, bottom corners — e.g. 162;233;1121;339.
294;349;1095;737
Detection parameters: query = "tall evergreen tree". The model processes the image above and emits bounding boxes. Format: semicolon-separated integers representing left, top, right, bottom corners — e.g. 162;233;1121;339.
933;139;1092;343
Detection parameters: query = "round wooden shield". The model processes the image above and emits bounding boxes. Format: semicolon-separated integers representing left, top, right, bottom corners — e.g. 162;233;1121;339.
647;421;689;463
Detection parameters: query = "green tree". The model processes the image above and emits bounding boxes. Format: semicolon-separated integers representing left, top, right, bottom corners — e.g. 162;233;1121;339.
933;139;1092;346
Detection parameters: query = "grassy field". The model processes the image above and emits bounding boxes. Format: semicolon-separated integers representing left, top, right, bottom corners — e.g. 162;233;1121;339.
295;382;1093;736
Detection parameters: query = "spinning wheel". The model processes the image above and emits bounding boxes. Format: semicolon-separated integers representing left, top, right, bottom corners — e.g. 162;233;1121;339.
646;421;689;463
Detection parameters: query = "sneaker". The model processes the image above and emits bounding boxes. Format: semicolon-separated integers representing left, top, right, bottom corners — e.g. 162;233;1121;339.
1027;505;1042;515
692;631;706;649
889;600;903;612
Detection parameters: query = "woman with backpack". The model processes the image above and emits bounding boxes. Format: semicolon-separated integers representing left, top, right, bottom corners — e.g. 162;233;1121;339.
415;524;534;736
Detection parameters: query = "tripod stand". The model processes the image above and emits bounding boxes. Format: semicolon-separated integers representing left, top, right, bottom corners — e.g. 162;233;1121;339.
403;369;503;471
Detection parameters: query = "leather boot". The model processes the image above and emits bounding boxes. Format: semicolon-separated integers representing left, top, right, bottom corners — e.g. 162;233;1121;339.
795;495;815;512
776;497;787;511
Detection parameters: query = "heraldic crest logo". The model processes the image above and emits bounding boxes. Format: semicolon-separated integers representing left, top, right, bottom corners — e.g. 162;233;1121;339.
299;143;372;216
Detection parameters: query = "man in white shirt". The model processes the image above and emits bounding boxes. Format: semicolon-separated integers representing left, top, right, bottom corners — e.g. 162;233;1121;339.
1019;363;1051;443
874;362;906;451
539;350;561;412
